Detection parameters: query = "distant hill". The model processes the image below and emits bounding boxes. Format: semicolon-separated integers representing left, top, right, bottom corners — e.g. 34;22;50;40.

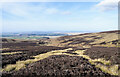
46;30;120;47
1;30;120;48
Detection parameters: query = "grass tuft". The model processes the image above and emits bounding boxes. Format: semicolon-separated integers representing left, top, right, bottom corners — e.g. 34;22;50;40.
96;64;118;75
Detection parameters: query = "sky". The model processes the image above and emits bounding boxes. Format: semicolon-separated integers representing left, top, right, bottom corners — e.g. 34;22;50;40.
0;0;118;32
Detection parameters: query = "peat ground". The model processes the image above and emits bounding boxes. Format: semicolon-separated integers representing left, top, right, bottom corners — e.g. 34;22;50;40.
2;43;68;68
84;47;120;65
1;30;119;77
2;55;114;77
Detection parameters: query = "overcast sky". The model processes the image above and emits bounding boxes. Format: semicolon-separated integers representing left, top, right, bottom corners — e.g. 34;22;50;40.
1;0;118;32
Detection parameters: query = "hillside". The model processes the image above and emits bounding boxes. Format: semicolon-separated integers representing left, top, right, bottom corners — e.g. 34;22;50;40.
46;30;119;47
1;30;120;77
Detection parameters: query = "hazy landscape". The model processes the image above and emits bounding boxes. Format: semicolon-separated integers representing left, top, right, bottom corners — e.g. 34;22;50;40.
1;1;119;77
2;32;69;40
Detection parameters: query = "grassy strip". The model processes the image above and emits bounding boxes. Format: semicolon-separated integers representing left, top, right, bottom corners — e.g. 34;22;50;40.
2;48;73;72
73;50;118;76
1;52;22;55
96;64;118;75
0;48;10;51
2;48;119;76
94;44;119;47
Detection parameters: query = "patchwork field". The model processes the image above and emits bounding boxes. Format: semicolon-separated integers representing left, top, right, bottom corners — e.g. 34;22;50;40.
1;30;120;77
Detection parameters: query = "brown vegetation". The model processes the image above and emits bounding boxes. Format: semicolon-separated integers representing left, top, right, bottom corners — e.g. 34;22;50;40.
1;30;119;76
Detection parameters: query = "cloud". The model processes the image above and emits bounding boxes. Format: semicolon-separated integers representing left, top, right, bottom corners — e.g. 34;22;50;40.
95;0;119;11
0;0;102;2
1;2;117;32
2;3;32;18
2;3;71;17
44;8;71;15
61;11;71;15
45;8;58;14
